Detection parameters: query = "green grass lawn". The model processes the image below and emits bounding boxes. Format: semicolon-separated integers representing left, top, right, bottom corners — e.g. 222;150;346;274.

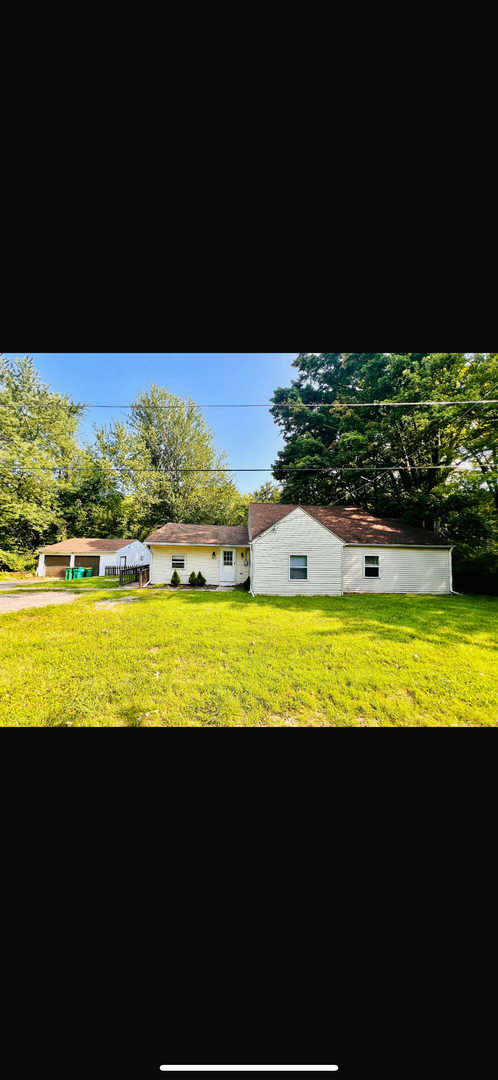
0;592;496;727
0;576;120;591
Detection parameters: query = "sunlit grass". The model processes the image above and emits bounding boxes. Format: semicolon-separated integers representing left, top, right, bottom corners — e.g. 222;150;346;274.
0;592;496;727
0;576;120;592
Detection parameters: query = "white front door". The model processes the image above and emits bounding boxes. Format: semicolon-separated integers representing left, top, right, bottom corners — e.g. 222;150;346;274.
219;548;236;583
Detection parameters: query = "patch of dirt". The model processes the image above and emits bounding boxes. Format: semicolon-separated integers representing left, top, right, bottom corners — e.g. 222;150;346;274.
95;597;141;608
0;592;82;615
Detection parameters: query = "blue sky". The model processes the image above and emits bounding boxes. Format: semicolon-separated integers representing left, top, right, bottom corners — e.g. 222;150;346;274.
15;352;298;494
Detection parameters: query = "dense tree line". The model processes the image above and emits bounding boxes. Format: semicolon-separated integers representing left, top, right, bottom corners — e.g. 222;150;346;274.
2;352;496;580
270;353;498;575
0;356;280;570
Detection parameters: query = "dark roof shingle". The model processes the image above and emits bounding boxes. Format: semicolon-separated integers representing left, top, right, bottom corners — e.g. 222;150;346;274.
145;523;250;545
249;504;450;546
39;538;137;554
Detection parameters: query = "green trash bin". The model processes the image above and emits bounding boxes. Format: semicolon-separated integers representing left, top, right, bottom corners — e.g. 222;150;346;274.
65;567;72;581
85;568;92;578
74;567;84;579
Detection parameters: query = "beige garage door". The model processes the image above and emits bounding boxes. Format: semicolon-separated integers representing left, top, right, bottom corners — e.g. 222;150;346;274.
44;555;70;579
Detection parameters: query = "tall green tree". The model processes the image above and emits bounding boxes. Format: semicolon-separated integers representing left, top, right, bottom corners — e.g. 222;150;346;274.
0;355;87;561
271;352;498;514
93;384;246;536
270;352;498;571
248;481;281;503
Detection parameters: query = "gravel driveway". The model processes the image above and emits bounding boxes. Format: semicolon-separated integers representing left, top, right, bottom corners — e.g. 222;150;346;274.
0;592;83;614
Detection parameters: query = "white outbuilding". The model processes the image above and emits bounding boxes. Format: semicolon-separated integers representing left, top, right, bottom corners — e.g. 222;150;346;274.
36;538;150;578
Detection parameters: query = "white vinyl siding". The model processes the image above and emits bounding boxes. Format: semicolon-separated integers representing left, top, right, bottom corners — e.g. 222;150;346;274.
37;539;149;578
98;541;150;577
252;508;342;596
343;546;451;594
150;546;250;586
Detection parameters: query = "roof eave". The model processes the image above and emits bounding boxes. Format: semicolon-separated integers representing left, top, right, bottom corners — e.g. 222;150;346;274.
145;539;249;547
342;541;452;548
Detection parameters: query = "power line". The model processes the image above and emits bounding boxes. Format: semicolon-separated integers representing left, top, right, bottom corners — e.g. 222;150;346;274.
2;465;495;474
0;399;498;409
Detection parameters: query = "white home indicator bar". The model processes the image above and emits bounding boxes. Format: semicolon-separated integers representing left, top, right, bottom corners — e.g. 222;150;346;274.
159;1069;338;1073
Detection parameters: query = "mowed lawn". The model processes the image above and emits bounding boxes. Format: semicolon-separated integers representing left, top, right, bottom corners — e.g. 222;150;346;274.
0;576;120;591
0;591;496;727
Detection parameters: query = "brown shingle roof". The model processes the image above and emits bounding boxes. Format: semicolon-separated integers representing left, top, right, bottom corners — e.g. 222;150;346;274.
39;538;137;554
249;504;451;546
145;523;250;545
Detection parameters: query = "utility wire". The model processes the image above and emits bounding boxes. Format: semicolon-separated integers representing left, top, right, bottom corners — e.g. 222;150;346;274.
2;465;495;474
0;399;498;409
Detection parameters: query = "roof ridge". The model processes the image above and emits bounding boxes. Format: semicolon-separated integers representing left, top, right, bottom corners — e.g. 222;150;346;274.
248;501;448;545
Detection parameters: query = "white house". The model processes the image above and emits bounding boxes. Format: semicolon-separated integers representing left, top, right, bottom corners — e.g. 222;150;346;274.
36;538;150;578
144;504;453;595
144;524;251;587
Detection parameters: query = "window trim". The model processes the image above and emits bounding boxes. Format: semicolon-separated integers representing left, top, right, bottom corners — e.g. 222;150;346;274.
363;553;381;578
171;553;186;570
289;554;309;581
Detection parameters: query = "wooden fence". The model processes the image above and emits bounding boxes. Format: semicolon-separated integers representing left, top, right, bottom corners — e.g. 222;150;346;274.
104;564;150;587
118;564;150;588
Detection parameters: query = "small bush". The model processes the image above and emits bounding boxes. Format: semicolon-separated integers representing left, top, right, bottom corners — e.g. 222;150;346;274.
170;570;181;587
196;571;206;587
188;571;198;586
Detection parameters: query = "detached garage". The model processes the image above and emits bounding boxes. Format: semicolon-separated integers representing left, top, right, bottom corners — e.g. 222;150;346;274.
44;555;71;579
36;538;150;578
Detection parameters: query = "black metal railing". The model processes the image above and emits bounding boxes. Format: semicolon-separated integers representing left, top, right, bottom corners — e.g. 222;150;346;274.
105;566;120;576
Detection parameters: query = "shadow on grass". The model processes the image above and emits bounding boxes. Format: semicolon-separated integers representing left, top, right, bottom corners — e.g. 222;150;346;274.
151;590;498;652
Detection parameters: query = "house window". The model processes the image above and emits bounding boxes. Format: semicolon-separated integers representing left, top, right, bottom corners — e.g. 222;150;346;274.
171;554;186;570
223;551;233;566
289;555;308;580
364;555;380;578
